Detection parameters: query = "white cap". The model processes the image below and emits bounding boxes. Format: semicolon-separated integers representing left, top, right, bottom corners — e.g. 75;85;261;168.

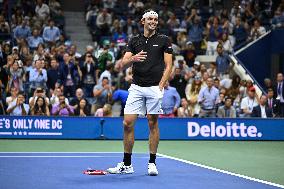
194;61;200;66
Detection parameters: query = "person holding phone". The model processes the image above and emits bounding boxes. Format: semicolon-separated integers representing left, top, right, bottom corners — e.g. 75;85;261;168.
6;92;29;116
51;94;74;116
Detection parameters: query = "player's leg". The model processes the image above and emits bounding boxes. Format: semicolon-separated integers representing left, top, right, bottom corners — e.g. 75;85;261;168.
123;114;137;166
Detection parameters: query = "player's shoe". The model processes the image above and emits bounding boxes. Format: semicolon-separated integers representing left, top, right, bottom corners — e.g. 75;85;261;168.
148;163;158;176
107;162;134;174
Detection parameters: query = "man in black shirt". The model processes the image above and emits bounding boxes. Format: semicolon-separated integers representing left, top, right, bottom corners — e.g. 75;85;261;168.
108;10;173;176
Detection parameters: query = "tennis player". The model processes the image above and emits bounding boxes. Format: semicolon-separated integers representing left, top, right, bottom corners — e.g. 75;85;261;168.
107;10;173;176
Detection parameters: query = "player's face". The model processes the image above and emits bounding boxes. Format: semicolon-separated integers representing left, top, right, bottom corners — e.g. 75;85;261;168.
144;16;158;31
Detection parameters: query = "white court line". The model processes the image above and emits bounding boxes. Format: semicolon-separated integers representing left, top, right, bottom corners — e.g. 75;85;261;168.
0;152;123;154
0;155;166;158
157;153;284;189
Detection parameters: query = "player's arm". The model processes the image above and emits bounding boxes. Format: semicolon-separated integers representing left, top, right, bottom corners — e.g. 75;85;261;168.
159;52;172;91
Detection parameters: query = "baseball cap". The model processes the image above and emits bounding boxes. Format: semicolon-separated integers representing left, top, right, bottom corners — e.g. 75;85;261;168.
194;61;200;66
186;41;193;45
12;46;19;51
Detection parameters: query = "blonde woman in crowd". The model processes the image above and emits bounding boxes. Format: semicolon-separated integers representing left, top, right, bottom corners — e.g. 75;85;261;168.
185;75;203;116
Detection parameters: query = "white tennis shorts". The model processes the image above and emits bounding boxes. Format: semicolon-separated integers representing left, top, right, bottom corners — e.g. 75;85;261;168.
124;84;164;115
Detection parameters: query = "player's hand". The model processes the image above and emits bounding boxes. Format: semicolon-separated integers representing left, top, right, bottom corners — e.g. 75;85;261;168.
132;50;147;62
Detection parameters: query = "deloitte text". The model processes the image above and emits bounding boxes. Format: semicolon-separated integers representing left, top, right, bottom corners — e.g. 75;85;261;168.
188;122;262;138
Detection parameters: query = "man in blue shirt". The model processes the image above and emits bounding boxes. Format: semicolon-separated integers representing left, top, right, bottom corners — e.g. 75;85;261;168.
206;17;223;55
112;87;129;116
43;19;60;46
216;44;232;79
13;19;31;44
27;28;44;50
198;77;219;117
29;59;48;94
161;81;181;117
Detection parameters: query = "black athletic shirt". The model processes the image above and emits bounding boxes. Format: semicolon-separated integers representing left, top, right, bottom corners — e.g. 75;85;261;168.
126;33;173;87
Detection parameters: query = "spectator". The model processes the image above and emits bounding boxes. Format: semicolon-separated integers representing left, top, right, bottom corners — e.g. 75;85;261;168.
30;96;50;116
97;45;113;74
49;87;69;106
29;59;47;94
35;0;50;21
74;98;91;116
58;53;77;97
177;98;192;117
47;58;60;92
240;86;259;117
13;19;31;45
6;92;29;116
70;88;90;110
33;43;46;62
252;95;273;118
99;62;114;85
0;15;10;34
267;88;279;117
220;33;233;53
274;73;284;117
215;92;225;112
0;89;6;115
248;18;266;41
95;103;112;117
185;75;203;117
233;16;248;47
128;0;144;15
27;28;44;50
188;15;203;54
92;77;112;113
6;87;19;106
112;86;129;116
198;77;220;118
29;87;50;106
80;52;98;97
160;81;181;117
206;17;223;55
169;66;188;99
271;7;284;28
5;59;25;92
51;94;74;116
96;8;112;36
217;96;237;118
208;62;217;78
216;43;232;79
43;19;60;46
264;78;273;93
182;41;196;67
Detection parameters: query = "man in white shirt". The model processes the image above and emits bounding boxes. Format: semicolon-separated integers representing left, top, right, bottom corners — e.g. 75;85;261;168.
240;86;258;117
35;0;50;20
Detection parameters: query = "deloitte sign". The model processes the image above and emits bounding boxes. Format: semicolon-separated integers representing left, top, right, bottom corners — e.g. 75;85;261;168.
188;122;263;138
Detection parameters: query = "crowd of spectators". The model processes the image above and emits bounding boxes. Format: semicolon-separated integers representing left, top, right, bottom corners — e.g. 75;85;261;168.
0;0;284;118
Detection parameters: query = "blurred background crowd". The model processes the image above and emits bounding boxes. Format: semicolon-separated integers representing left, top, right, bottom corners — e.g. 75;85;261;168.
0;0;284;118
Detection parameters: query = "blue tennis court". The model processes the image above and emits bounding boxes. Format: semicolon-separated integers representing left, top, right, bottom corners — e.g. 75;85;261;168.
0;152;282;189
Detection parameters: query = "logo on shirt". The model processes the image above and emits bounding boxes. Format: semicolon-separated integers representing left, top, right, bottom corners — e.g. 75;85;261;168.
153;44;158;46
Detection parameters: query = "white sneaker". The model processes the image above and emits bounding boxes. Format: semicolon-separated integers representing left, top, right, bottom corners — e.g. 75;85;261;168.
107;162;134;174
148;163;158;176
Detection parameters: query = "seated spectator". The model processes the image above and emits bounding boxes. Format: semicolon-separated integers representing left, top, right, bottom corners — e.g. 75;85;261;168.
74;98;91;116
217;96;236;118
220;33;233;53
30;96;50;116
271;7;284;28
96;8;112;36
81;52;98;97
215;92;225;112
182;41;196;67
13;19;31;45
99;62;114;85
70;88;90;110
185;75;203;117
27;28;44;50
95;103;112;117
177;98;192;117
29;59;47;94
51;94;74;116
6;92;29;116
6;87;19;106
208;62;217;78
33;43;46;62
267;88;279;117
252;95;273;118
112;27;127;44
49;87;69;106
240;86;259;117
263;78;273;93
0;15;10;34
248;18;266;41
198;77;220;118
160;81;181;117
35;0;50;21
29;87;50;106
43;19;60;47
92;77;112;113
